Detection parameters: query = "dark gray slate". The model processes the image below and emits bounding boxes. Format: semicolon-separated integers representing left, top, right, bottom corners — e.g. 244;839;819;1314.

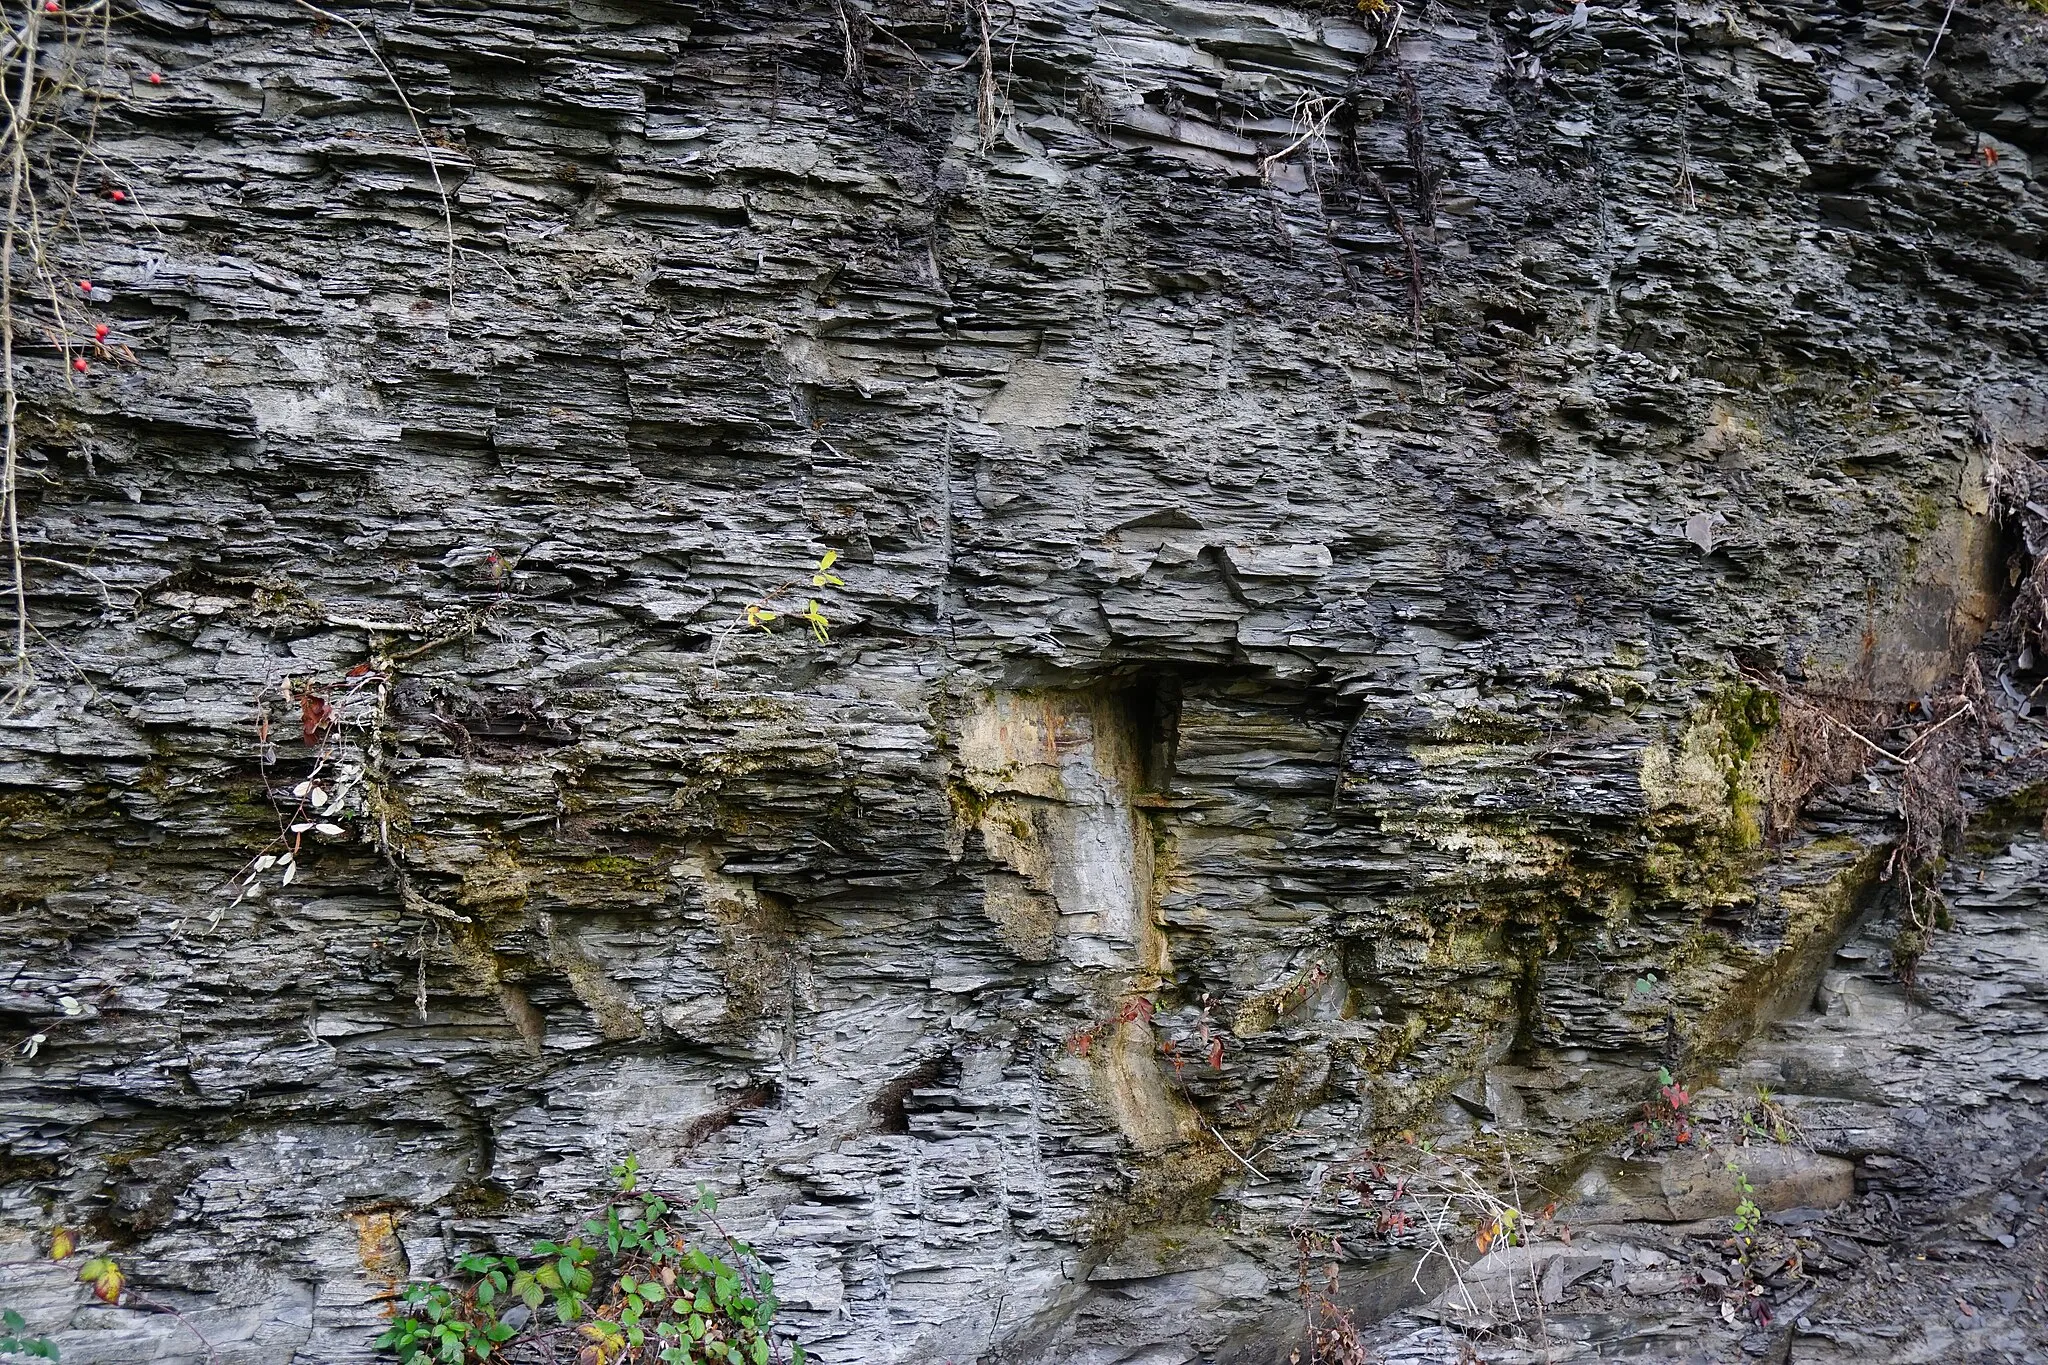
0;0;2045;1358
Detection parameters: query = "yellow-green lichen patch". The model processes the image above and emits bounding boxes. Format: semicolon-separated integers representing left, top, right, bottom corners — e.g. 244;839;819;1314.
1085;1145;1234;1246
1230;955;1337;1037
544;918;648;1042
458;849;533;911
1424;710;1547;746
1641;682;1783;852
1684;841;1886;1061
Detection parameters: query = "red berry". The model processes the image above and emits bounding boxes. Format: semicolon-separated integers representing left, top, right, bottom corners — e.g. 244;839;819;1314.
148;72;163;85
94;323;108;341
110;190;126;202
44;2;58;12
78;279;91;292
72;357;88;373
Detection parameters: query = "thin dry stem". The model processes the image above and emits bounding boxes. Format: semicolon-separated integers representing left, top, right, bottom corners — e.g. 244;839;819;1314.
286;0;458;319
1;0;41;696
972;0;998;149
830;0;865;87
2;0;141;702
1259;94;1342;180
1362;168;1425;336
0;0;100;65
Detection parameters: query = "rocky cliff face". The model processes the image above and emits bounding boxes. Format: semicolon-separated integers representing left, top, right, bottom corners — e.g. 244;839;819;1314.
1;0;2045;1359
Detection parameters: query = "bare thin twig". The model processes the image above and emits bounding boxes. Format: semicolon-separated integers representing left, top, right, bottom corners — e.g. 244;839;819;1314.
1803;702;1908;765
829;0;865;87
853;3;932;70
21;552;140;609
0;0;101;66
1924;0;1958;68
1900;700;1976;757
285;0;458;318
1259;94;1342;180
1362;169;1425;336
1199;1113;1270;1183
1;0;42;697
129;1292;222;1365
1663;0;1696;208
1415;1187;1478;1320
1505;1148;1553;1357
971;0;998;149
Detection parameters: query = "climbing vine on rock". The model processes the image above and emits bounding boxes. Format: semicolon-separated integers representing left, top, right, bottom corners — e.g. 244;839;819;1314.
0;0;133;698
221;660;395;921
1;0;461;703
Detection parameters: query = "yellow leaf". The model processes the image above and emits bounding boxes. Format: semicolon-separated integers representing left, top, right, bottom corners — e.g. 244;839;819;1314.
818;549;838;571
79;1256;123;1303
50;1228;75;1260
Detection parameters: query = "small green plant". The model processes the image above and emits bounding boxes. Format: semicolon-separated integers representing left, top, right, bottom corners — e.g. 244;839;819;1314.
738;551;844;643
1726;1159;1762;1265
712;551;848;675
1735;1084;1799;1145
376;1156;803;1365
1626;1067;1695;1151
0;1308;58;1360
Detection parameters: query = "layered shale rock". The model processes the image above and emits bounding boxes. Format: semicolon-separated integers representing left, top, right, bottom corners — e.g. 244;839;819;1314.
0;0;2045;1358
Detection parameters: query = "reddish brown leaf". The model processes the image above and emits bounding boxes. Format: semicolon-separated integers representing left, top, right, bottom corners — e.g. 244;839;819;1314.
300;693;330;745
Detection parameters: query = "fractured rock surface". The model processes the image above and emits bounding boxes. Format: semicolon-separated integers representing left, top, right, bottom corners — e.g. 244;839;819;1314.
0;0;2045;1358
1356;822;2048;1363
